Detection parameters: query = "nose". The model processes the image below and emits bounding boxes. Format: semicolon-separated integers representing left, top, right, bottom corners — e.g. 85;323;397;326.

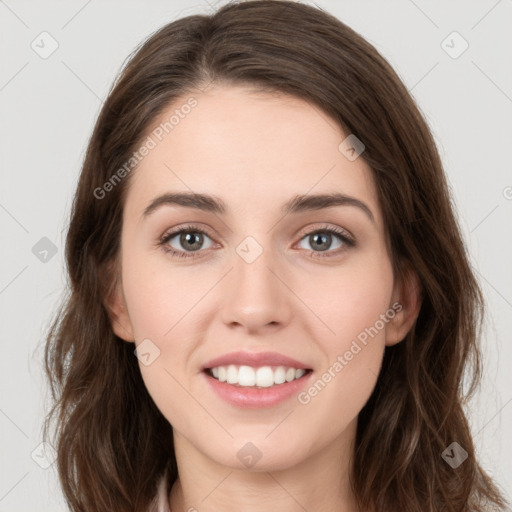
220;240;292;335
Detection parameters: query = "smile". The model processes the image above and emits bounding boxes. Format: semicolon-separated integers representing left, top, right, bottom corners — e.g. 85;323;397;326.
203;365;313;408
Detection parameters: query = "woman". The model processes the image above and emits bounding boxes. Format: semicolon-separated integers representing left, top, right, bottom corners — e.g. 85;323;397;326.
42;1;509;511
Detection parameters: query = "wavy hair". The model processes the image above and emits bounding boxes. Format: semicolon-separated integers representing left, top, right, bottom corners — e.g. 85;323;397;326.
42;1;509;510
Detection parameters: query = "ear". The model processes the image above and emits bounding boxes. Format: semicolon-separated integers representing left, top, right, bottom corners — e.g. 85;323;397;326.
385;264;422;346
103;262;135;343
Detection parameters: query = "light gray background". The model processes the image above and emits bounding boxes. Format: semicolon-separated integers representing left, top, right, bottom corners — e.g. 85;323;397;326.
1;0;511;510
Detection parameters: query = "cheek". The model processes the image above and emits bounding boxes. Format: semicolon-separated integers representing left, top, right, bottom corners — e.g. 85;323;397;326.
291;288;390;450
296;254;393;407
121;247;184;341
302;252;394;345
120;249;205;404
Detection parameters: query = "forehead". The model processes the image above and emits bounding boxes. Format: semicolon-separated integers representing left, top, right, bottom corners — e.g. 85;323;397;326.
124;85;381;225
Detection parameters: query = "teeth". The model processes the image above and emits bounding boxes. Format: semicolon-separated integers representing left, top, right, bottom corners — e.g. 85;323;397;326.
208;365;308;388
239;365;256;386
286;367;296;382
227;365;238;384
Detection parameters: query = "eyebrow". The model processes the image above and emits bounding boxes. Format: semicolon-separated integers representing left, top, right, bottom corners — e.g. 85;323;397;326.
141;191;374;222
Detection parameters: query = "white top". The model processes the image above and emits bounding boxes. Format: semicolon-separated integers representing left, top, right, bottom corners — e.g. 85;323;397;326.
149;469;171;512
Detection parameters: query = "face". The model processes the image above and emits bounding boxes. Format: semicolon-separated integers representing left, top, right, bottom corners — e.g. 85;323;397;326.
107;84;419;471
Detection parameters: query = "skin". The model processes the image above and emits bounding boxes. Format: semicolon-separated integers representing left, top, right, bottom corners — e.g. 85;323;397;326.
107;84;421;512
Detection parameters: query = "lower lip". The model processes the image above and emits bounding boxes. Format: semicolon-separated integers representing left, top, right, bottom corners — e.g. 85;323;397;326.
202;370;313;409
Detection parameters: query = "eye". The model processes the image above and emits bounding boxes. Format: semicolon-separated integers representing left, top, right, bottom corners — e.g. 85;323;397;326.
158;224;215;259
295;225;355;258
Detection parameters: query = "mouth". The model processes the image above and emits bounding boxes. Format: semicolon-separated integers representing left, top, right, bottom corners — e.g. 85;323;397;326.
203;365;313;389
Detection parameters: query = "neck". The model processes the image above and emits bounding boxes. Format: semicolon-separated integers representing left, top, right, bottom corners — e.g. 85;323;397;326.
167;418;361;512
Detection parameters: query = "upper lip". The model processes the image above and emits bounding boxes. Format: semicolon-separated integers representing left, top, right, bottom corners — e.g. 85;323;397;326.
202;350;312;370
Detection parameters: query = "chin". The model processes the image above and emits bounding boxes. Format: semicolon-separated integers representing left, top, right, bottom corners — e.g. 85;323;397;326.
202;437;310;473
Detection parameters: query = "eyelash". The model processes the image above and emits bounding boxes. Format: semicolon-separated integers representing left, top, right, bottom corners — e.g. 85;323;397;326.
157;224;356;260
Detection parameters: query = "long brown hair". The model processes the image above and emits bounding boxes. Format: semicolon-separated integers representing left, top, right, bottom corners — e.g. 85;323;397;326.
42;1;509;510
